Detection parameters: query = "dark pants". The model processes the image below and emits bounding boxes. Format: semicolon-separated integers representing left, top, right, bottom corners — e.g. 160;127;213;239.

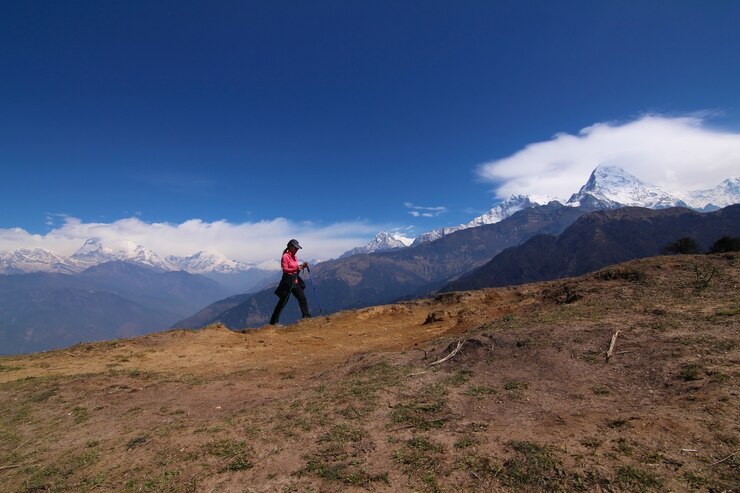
270;283;310;325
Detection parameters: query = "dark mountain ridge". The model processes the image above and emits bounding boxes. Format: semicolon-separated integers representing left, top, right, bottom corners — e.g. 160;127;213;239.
443;205;740;291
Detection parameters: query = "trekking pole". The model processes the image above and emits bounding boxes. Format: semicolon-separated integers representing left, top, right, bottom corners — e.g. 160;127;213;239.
304;266;323;314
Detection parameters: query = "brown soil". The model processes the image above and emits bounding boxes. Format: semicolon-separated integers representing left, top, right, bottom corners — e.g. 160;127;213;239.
1;253;738;492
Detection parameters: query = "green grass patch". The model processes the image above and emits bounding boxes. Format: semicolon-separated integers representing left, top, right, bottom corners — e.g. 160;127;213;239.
501;441;561;487
318;423;366;444
203;438;254;472
30;387;58;403
392;436;445;475
503;380;529;400
301;423;386;487
335;361;407;419
614;465;663;491
71;406;89;424
465;385;498;399
126;435;149;450
457;452;500;483
390;384;449;431
441;368;473;386
679;363;704;381
454;436;481;449
592;386;610;395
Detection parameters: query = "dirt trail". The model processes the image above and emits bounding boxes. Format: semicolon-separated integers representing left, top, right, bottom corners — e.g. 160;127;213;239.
1;290;518;384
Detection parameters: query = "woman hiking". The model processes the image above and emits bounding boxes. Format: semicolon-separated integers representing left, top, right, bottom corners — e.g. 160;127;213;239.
269;239;311;325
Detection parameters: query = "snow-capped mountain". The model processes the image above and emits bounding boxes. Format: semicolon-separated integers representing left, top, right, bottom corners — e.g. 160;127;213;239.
340;232;414;258
0;248;81;274
413;195;547;245
70;238;170;271
409;166;738;247
566;165;688;209
0;238;256;275
677;177;740;211
166;251;256;274
464;195;546;227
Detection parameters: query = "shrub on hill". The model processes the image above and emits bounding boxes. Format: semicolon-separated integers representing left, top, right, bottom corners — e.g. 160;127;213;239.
709;236;740;253
662;236;701;255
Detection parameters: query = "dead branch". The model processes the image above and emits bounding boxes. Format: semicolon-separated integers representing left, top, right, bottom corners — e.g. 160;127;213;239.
429;340;465;366
709;450;737;466
12;438;32;453
0;463;37;471
605;330;621;362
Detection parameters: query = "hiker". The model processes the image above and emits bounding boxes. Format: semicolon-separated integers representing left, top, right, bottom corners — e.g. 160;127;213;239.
269;239;311;325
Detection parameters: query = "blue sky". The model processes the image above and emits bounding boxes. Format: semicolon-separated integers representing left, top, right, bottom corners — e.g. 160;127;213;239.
2;1;740;264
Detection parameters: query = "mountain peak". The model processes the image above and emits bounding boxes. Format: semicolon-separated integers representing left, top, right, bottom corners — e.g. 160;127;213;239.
567;165;688;209
73;237;108;257
339;231;414;258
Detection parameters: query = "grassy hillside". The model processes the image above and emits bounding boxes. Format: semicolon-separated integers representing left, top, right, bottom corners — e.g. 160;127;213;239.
1;253;738;492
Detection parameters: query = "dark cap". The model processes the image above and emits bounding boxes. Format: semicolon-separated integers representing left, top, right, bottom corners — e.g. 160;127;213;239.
287;239;302;249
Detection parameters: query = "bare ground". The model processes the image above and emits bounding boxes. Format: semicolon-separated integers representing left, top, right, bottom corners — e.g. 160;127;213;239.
0;253;738;492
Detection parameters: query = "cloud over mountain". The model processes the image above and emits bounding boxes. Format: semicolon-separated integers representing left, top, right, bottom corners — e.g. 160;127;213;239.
0;217;382;269
477;114;740;202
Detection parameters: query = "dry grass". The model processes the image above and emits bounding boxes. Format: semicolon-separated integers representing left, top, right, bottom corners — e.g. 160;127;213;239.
1;253;738;492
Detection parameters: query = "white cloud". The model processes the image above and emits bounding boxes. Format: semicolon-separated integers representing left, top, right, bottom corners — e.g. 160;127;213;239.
477;114;740;201
0;216;381;267
404;202;448;218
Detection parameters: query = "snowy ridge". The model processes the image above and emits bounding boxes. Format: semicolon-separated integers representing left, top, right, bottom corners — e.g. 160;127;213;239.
166;251;256;274
677;177;740;211
0;237;256;275
340;232;414;258
412;195;548;245
0;248;81;274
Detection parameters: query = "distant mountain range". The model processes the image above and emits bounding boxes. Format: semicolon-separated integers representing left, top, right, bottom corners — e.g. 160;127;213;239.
442;205;740;292
0;237;256;275
0;261;231;354
3;166;737;273
350;166;739;255
411;166;739;247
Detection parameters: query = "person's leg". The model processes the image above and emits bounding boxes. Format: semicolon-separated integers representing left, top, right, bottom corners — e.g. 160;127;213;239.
269;293;290;325
292;285;311;318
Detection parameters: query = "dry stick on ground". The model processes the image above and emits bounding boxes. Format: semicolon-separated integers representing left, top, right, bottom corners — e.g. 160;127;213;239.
605;330;621;363
0;463;37;471
11;438;32;453
709;450;738;467
429;340;466;366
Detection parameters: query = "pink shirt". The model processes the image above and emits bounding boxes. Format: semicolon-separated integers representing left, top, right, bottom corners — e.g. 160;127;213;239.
281;251;301;279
